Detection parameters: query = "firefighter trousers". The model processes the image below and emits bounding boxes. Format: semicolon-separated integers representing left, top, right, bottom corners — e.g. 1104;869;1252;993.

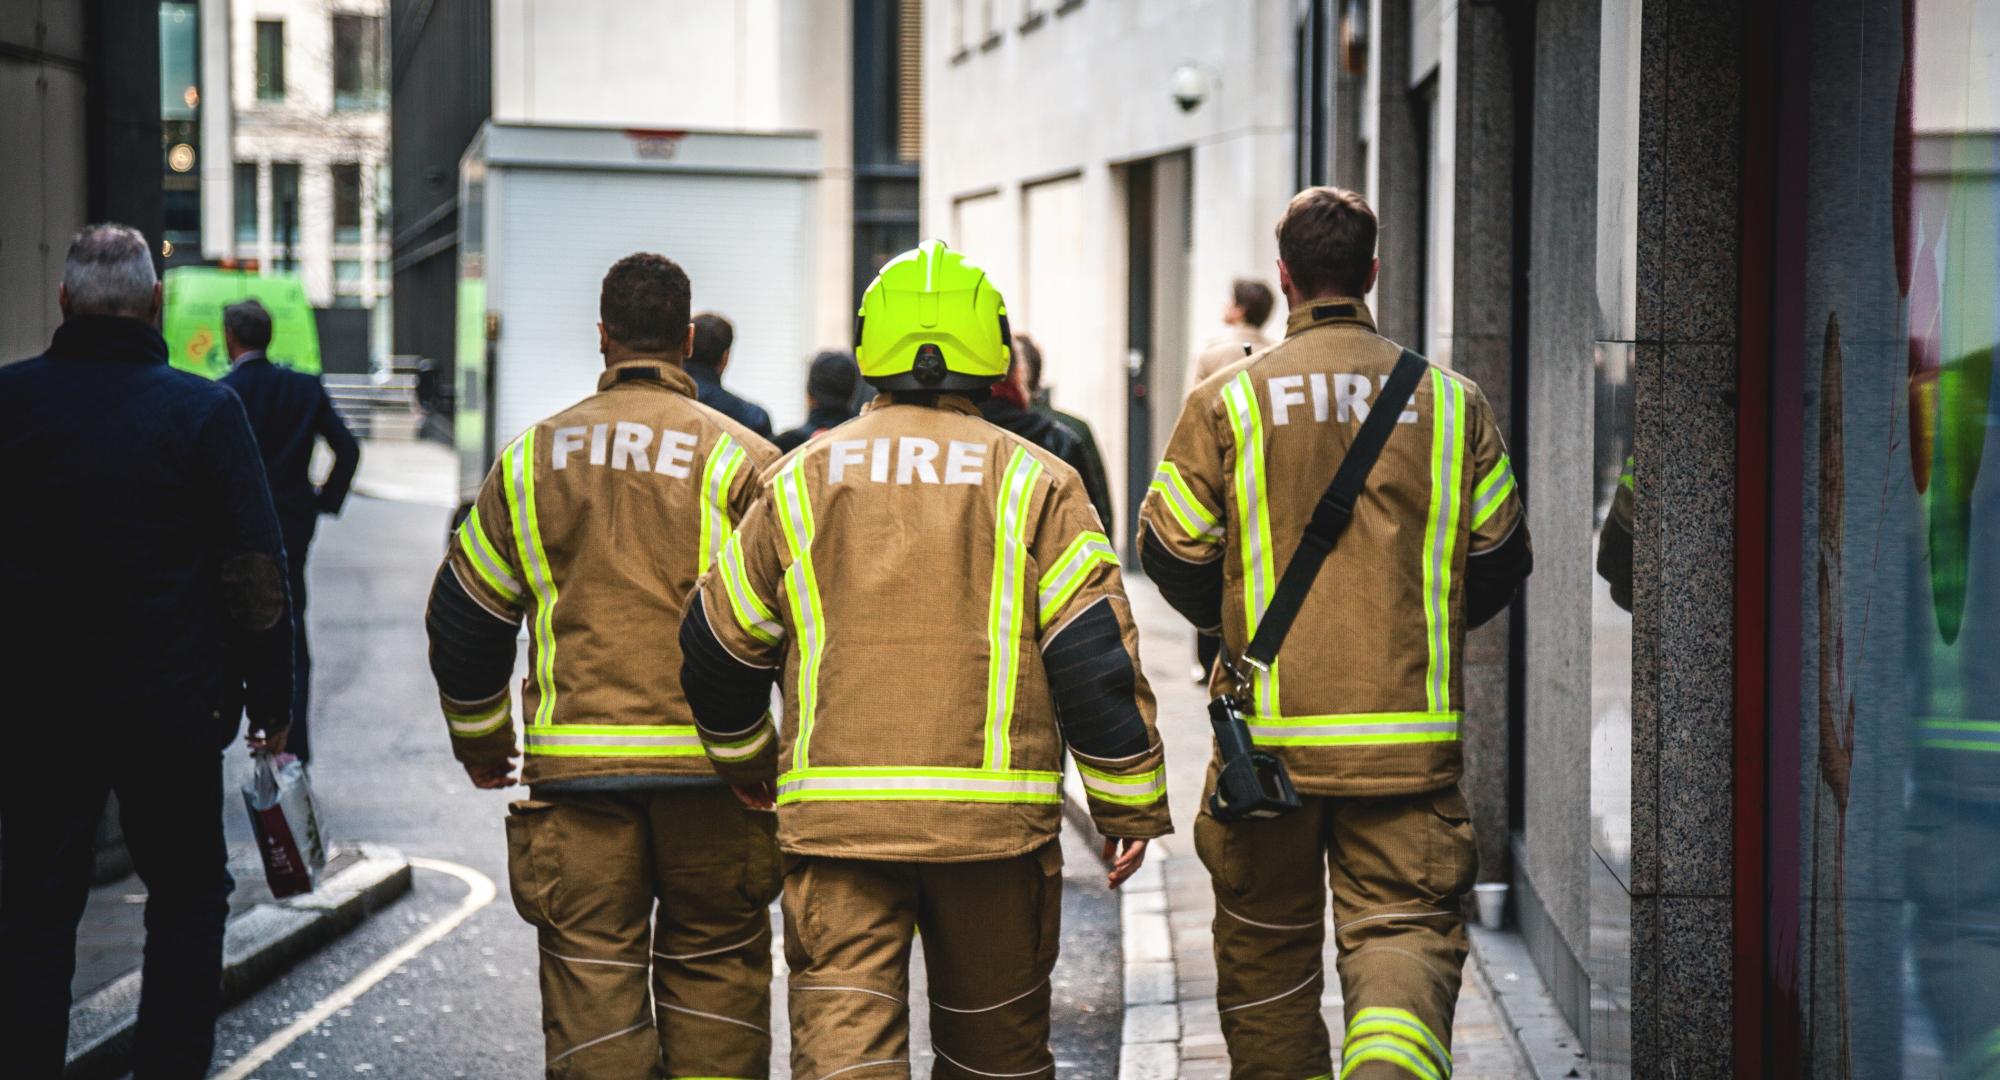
1194;784;1475;1080
504;785;782;1079
781;842;1065;1080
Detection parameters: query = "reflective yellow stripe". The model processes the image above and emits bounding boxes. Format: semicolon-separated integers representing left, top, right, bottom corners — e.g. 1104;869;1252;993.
525;724;704;757
984;447;1043;771
504;430;560;726
1346;1007;1452;1076
716;531;783;645
697;434;747;576
1421;372;1466;714
1919;718;2000;753
1469;452;1515;530
1223;373;1280;717
702;721;774;762
774;462;825;771
1247;711;1461;746
1074;761;1165;806
776;766;1063;805
1149;462;1223;543
443;697;510;738
455;506;523;605
1339;1034;1442;1080
1036;531;1119;627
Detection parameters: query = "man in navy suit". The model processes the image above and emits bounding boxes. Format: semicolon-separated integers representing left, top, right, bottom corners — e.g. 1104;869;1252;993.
220;299;361;764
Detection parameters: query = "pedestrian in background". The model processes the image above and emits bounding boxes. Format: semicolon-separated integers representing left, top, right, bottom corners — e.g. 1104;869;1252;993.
1018;332;1115;534
979;336;1115;529
0;224;294;1079
686;310;774;438
220;298;361;766
1184;277;1275;395
423;253;781;1077
773;348;860;452
1183;279;1277;680
679;240;1169;1080
1140;188;1532;1079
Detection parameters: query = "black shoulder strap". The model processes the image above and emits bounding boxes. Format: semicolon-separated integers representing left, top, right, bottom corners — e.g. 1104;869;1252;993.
1242;348;1430;669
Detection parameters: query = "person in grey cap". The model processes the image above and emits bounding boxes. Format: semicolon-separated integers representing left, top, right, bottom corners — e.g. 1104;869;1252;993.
220;298;361;764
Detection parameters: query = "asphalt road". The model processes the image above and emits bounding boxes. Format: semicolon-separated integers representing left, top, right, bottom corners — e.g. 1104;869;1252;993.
198;492;1121;1078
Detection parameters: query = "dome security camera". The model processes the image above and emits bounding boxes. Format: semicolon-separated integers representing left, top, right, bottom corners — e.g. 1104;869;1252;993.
1170;63;1211;113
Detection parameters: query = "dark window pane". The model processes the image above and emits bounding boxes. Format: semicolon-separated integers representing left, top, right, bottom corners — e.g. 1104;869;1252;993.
256;21;285;101
333;15;384;110
235;162;259;244
333;164;363;243
271;163;300;269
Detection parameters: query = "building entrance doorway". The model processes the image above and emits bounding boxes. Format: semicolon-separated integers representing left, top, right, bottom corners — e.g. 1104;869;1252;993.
1122;151;1191;554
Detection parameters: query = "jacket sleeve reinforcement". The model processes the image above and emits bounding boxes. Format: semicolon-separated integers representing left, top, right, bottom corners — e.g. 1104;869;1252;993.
1034;474;1173;840
424;457;527;767
1462;388;1532;628
1137;392;1229;634
202;391;295;736
681;491;788;783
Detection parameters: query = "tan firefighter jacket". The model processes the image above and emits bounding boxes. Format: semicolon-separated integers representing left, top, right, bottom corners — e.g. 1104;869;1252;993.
682;394;1173;861
427;359;778;786
1140;300;1529;796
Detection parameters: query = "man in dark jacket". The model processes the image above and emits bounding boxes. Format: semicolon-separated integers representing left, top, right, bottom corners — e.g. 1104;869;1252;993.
773;349;860;452
687;311;774;438
982;335;1116;530
220;299;361;764
1018;333;1116;535
0;224;293;1079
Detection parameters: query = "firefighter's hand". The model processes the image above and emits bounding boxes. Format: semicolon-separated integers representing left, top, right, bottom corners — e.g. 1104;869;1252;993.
464;755;519;789
246;725;288;755
731;781;777;810
1102;837;1150;890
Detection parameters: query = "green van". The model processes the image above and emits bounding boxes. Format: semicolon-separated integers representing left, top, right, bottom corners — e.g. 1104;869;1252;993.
161;267;322;378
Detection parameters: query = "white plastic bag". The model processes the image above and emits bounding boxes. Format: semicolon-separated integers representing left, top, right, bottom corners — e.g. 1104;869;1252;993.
242;753;328;898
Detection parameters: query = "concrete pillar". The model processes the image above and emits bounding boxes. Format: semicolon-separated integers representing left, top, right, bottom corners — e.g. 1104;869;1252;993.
1627;1;1746;1075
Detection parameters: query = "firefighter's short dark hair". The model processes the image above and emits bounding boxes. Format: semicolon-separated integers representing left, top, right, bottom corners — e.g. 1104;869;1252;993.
600;253;691;354
1275;187;1377;300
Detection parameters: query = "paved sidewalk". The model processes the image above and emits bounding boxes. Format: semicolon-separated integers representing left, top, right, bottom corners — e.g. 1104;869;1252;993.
1113;575;1534;1079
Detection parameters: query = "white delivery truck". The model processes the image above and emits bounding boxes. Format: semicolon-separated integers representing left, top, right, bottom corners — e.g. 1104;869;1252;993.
453;122;821;502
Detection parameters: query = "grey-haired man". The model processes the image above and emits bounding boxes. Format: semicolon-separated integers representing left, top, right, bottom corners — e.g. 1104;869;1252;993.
0;224;294;1078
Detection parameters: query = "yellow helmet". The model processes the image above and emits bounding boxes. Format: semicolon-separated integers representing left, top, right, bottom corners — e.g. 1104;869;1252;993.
854;240;1011;391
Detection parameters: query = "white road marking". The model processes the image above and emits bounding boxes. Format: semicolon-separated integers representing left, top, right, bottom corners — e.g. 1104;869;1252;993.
213;857;498;1080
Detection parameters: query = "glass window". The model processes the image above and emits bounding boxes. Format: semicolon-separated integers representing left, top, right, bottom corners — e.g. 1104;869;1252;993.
235;163;259;245
1785;3;2000;1076
333;15;385;111
255;21;285;102
270;162;300;268
334;260;363;284
158;3;199;121
333;164;363;244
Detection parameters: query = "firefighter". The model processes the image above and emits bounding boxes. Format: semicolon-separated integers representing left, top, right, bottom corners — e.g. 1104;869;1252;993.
678;240;1173;1080
422;253;781;1079
1138;187;1533;1079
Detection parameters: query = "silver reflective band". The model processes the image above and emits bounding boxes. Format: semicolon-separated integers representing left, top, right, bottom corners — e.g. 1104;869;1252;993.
705;725;773;760
1248;721;1458;739
1079;770;1164;799
777;774;1062;798
526;731;703;749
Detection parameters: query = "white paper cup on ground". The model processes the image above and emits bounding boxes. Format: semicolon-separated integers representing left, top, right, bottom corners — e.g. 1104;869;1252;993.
1473;882;1509;929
